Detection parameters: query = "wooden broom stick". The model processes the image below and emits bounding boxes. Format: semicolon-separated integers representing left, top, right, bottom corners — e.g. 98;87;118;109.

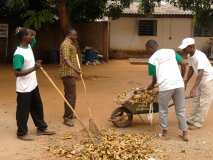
39;66;92;138
76;54;87;95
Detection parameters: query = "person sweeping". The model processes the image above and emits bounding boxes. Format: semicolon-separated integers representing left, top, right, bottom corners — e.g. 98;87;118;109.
59;28;81;127
13;28;55;141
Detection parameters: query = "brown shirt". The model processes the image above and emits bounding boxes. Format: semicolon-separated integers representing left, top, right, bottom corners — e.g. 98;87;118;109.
59;38;79;78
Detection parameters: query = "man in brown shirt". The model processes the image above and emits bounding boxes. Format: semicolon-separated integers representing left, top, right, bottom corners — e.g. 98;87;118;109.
59;29;81;127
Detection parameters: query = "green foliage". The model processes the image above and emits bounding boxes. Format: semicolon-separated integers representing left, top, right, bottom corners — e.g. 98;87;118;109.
21;9;56;30
168;0;212;12
0;0;135;27
138;0;161;14
139;0;152;14
6;0;29;9
107;3;123;20
168;0;213;35
106;0;135;20
120;0;134;8
67;0;108;22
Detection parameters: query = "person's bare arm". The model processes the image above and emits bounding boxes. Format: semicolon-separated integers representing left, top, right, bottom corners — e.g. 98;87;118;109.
184;66;194;89
27;28;36;37
147;76;157;90
179;60;187;78
15;67;36;77
63;57;81;74
14;61;40;77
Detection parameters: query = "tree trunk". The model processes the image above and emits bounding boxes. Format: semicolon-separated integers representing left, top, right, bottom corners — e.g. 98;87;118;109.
57;0;71;35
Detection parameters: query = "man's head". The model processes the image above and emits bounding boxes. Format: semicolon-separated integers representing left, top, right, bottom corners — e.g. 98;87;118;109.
178;38;195;56
16;28;32;44
66;28;78;41
145;40;159;54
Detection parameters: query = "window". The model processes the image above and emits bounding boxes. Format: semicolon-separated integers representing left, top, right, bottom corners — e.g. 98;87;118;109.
194;22;213;37
138;20;157;36
194;15;213;37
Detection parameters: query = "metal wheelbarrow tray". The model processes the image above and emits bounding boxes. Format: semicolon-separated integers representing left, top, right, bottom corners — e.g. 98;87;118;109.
110;96;192;128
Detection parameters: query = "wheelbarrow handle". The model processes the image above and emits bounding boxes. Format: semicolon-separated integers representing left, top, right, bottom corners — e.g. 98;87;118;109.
168;96;195;107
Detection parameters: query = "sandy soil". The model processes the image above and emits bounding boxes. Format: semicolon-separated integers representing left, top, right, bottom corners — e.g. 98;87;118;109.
0;60;213;160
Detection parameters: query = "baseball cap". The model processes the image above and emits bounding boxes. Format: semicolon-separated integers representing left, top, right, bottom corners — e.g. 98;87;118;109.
178;38;195;49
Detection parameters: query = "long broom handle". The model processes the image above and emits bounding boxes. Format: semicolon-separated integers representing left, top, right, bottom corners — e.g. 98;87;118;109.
39;66;91;137
76;54;87;94
76;55;94;118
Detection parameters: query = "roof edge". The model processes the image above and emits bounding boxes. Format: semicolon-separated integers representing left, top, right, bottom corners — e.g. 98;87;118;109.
121;13;193;18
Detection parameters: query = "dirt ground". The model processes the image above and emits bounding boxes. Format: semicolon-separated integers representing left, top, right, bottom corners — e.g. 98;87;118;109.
1;60;213;160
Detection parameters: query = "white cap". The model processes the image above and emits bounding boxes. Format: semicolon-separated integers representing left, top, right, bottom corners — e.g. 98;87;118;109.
178;38;195;49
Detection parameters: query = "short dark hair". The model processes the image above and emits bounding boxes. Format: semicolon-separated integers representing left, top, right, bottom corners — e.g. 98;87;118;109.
65;28;77;36
146;40;159;49
16;29;28;41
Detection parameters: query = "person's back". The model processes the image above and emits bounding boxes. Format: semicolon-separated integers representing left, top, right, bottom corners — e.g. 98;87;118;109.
149;49;184;91
147;42;188;141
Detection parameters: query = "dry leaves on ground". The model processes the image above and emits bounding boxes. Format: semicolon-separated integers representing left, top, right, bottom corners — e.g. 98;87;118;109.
47;129;166;160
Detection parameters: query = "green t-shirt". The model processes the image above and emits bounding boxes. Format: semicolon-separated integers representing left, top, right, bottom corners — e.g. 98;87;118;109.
148;53;183;76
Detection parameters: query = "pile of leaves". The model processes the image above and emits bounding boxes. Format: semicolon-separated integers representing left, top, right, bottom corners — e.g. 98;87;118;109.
47;129;164;160
130;89;158;106
116;88;158;107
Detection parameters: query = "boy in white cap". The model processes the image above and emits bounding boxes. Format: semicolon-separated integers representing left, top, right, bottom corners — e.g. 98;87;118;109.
179;37;213;129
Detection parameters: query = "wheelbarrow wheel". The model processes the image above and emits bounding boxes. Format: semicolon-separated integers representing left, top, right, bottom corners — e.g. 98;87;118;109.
111;107;133;128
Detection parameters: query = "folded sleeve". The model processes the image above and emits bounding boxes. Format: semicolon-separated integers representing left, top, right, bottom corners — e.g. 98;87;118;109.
176;53;183;63
148;63;156;76
13;54;24;71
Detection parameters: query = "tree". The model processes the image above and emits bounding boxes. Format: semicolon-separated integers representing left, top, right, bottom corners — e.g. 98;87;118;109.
0;0;134;33
168;0;213;35
138;0;161;14
1;0;212;33
168;0;212;13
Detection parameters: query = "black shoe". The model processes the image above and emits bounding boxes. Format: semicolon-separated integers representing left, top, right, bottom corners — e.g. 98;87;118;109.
63;118;74;127
17;134;34;141
37;129;56;136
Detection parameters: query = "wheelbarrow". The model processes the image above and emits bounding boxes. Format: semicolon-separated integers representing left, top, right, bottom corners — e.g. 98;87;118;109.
110;89;192;128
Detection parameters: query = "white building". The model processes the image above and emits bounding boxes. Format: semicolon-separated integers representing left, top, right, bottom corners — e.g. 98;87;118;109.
110;2;213;58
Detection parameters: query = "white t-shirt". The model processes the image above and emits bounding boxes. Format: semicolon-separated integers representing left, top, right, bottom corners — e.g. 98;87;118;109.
188;49;213;84
149;49;184;91
14;45;38;92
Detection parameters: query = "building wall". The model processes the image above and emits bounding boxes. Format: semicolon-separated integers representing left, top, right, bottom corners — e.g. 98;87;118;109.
110;17;193;51
110;17;213;58
75;22;109;60
194;37;213;49
0;20;109;63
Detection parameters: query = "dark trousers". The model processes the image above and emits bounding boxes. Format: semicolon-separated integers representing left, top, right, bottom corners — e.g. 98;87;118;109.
62;76;76;119
16;87;48;136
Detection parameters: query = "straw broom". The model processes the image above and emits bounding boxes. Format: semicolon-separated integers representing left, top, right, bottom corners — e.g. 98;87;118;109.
75;54;102;138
